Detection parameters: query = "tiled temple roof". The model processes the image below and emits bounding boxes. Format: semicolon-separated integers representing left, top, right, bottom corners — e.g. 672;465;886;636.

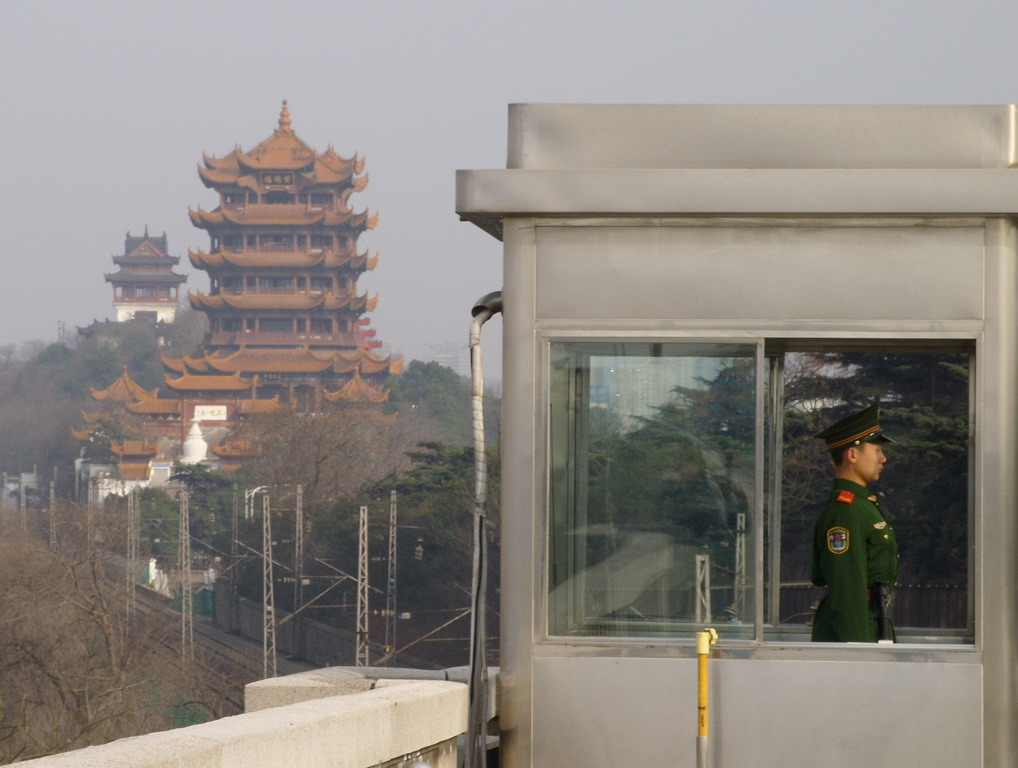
165;372;256;392
91;367;159;401
322;369;390;403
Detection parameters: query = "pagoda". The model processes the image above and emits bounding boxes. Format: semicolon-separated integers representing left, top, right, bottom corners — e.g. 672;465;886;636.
174;101;401;410
105;229;186;323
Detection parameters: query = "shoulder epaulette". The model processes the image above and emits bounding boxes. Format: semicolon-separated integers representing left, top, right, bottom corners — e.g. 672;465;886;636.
836;489;856;504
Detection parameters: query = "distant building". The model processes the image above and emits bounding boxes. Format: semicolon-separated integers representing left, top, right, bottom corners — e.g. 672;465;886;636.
77;103;401;482
105;229;186;323
424;343;471;379
172;100;401;410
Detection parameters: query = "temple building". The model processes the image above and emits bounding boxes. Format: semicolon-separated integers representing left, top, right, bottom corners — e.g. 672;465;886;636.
75;103;400;484
171;100;401;410
105;229;186;323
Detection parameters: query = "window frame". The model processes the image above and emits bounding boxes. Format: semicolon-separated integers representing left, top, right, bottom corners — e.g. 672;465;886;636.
540;332;977;647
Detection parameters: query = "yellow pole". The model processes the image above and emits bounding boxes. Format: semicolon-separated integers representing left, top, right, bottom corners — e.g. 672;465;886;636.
696;628;719;768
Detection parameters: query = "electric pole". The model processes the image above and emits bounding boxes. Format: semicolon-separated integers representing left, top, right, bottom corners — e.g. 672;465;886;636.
179;490;193;662
255;489;276;678
19;474;26;533
293;484;305;659
127;488;139;631
356;504;369;666
229;482;239;634
48;472;56;549
385;490;398;662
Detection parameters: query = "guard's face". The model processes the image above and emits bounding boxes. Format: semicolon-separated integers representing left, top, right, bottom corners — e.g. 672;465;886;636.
852;441;887;485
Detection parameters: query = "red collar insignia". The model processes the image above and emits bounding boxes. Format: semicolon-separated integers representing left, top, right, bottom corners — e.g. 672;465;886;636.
836;489;856;504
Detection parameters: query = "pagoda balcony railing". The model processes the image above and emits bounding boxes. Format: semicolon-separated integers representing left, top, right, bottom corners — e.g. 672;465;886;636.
219;288;348;297
207;330;360;347
222;201;336;213
223;286;307;295
114;296;180;304
221;245;311;254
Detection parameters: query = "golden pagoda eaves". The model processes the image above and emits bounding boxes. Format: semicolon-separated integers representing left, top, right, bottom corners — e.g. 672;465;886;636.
125;398;183;416
211;439;261;458
91;366;158;402
165;372;256;392
237;395;293;414
111;440;158;457
322;368;390;404
204;348;335;374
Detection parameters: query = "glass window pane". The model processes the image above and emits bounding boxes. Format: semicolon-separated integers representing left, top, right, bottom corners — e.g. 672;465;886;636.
772;350;972;642
549;342;757;638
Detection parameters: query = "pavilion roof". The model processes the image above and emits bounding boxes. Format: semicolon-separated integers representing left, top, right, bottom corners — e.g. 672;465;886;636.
196;158;363;190
161;354;211;374
111;440;158;458
91;367;158;402
235;101;317;171
321;369;390;404
70;426;93;441
188;205;374;232
164;372;256;392
113;252;181;267
210;440;261;458
197;102;365;183
125;397;183;416
162;347;399;377
125;232;168;257
105;271;186;285
189;206;327;228
237;395;292;414
204;348;337;373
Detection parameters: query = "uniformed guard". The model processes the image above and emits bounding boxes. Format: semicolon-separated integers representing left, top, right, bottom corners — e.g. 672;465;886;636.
811;403;899;642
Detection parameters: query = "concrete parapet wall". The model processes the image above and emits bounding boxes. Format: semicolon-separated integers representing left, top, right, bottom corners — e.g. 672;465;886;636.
19;676;468;768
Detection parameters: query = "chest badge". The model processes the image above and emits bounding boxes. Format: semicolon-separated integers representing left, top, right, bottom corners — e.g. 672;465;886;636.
827;526;850;554
873;521;887;530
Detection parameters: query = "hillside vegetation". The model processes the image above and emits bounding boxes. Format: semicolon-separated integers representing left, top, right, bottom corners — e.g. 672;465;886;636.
0;314;500;673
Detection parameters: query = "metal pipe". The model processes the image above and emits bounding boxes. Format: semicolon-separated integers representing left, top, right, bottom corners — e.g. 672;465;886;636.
465;290;502;768
696;628;719;768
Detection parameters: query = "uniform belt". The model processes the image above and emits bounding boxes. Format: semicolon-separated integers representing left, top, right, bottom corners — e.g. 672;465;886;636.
868;588;895;607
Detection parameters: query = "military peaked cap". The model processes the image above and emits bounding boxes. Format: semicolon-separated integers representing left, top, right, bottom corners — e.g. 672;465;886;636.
815;402;893;451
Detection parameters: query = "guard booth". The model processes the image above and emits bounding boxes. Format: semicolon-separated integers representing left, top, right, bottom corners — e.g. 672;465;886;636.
456;105;1018;767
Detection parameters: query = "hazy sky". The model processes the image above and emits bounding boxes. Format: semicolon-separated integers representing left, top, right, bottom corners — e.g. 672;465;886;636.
3;0;1018;377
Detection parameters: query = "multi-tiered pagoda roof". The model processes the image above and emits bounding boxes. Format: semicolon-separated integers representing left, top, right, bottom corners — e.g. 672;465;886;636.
171;100;401;409
105;230;186;323
74;104;400;475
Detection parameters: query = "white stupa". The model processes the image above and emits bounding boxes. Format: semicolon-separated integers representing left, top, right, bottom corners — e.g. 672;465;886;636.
179;418;208;464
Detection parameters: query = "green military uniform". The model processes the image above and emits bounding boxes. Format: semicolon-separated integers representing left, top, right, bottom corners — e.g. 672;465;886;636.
810;403;899;642
811;478;898;641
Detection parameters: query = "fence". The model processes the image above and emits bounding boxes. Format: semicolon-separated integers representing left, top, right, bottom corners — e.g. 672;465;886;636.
780;584;968;630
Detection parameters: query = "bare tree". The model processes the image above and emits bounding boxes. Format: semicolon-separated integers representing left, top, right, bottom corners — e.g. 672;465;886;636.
0;501;229;762
247;408;424;506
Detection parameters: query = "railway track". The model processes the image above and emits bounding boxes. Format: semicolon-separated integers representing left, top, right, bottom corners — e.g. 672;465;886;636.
131;585;315;714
